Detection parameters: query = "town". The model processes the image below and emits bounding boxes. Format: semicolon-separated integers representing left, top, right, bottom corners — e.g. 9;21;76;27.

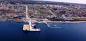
0;1;86;21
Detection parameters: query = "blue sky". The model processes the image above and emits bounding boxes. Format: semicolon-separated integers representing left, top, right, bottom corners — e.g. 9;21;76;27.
34;0;86;4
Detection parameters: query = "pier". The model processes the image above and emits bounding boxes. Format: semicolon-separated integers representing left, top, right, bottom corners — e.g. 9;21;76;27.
23;5;40;31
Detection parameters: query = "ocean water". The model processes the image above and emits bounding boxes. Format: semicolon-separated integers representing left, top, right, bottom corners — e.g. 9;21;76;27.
0;21;86;41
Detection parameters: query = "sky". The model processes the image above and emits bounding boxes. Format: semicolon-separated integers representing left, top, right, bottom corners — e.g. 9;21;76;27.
33;0;86;4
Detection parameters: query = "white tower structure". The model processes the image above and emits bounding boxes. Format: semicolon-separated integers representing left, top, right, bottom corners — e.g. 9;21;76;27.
23;5;40;31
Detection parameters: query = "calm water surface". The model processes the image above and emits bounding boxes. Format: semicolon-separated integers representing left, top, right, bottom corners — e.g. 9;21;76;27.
0;21;86;41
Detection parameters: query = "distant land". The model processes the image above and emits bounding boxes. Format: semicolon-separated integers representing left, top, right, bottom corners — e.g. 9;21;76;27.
0;0;85;6
0;0;86;21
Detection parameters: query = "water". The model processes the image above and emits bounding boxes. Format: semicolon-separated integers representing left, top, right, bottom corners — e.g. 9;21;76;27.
0;21;86;41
